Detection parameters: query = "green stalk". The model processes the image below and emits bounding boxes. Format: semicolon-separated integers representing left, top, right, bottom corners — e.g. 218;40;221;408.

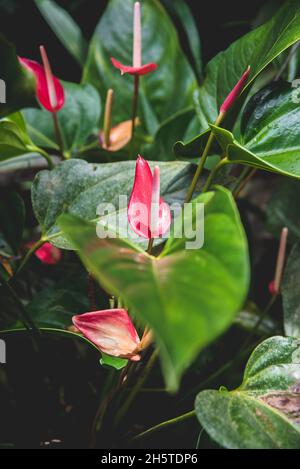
35;147;54;170
201;157;229;193
185;112;224;203
16;238;46;276
133;410;196;441
52;111;65;159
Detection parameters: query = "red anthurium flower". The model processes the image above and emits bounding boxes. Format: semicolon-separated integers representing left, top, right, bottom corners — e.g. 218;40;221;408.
220;66;251;114
111;2;158;77
128;156;171;239
19;46;65;113
34;242;62;265
72;309;142;361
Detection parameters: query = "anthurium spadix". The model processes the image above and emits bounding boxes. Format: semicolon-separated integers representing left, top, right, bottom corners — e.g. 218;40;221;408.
72;309;146;361
111;2;157;76
128;156;171;239
19;47;65;113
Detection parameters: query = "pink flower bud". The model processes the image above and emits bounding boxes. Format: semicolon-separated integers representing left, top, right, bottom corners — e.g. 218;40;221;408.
220;66;251;114
34;242;62;265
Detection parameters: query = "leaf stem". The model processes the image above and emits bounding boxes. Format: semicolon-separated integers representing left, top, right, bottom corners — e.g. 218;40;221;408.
16;238;46;276
233;167;257;199
35;147;54;170
52;111;65;159
201;157;229;193
133;410;196;440
185;113;224;202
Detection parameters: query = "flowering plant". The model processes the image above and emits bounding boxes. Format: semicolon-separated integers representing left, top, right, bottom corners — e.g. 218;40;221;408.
0;0;300;450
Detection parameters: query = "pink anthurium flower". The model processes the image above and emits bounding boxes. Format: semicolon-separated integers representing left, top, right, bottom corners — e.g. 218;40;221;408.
72;309;144;361
30;242;62;265
128;156;171;239
19;46;65;113
111;2;158;77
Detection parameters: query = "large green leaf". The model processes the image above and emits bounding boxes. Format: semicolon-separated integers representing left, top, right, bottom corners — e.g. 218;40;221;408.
57;186;249;390
23;81;101;155
0;113;42;161
31;159;200;249
34;0;88;66
0;35;35;117
282;244;300;339
83;0;197;134
196;336;300;449
210;82;300;179
196;0;300;129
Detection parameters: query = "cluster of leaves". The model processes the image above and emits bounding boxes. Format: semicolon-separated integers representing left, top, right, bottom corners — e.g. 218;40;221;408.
0;0;300;449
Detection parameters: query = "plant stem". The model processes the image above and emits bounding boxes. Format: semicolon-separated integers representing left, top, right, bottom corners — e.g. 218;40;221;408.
131;75;140;148
16;238;46;276
52;111;65;159
147;238;154;254
201;157;229;193
88;273;97;310
114;349;159;427
185;113;224;203
133;410;196;440
35;147;54;170
233;167;257;199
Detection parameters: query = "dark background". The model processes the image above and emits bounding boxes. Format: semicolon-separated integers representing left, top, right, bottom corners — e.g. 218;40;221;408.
0;0;284;82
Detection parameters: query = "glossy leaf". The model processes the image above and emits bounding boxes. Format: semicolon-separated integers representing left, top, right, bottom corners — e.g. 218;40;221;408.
0;113;38;161
282;244;300;339
83;0;197;133
210;82;300;179
57;186;249;390
196;336;300;449
195;0;300;129
34;0;88;66
0;36;36;117
31;159;198;249
23;81;101;154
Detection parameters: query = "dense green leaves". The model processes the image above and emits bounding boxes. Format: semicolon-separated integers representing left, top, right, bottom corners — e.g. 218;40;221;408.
23;82;101;155
31;159;199;249
282;244;300;339
57;186;249;390
196;336;300;449
0;191;24;255
34;0;88;66
195;0;300;129
83;0;197;134
0;35;35;117
210;82;300;179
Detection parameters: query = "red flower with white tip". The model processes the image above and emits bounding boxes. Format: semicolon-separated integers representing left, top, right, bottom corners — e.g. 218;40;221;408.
111;2;158;77
72;309;143;361
128;156;171;239
19;46;65;113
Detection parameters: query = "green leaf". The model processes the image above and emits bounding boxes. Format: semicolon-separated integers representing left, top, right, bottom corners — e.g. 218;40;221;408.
0;113;38;161
100;354;128;370
31;158;198;249
83;0;197;134
196;336;300;449
57;186;249;390
34;0;88;66
0;191;25;255
0;35;36;117
162;0;202;80
210;82;300;179
195;0;300;128
282;244;300;339
23;81;101;154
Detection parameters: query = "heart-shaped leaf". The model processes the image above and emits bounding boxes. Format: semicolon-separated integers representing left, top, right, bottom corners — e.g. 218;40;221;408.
196;336;300;449
210;82;300;179
23;81;101;155
57;186;249;390
195;0;300;129
83;0;197;134
31;159;199;249
282;244;300;339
